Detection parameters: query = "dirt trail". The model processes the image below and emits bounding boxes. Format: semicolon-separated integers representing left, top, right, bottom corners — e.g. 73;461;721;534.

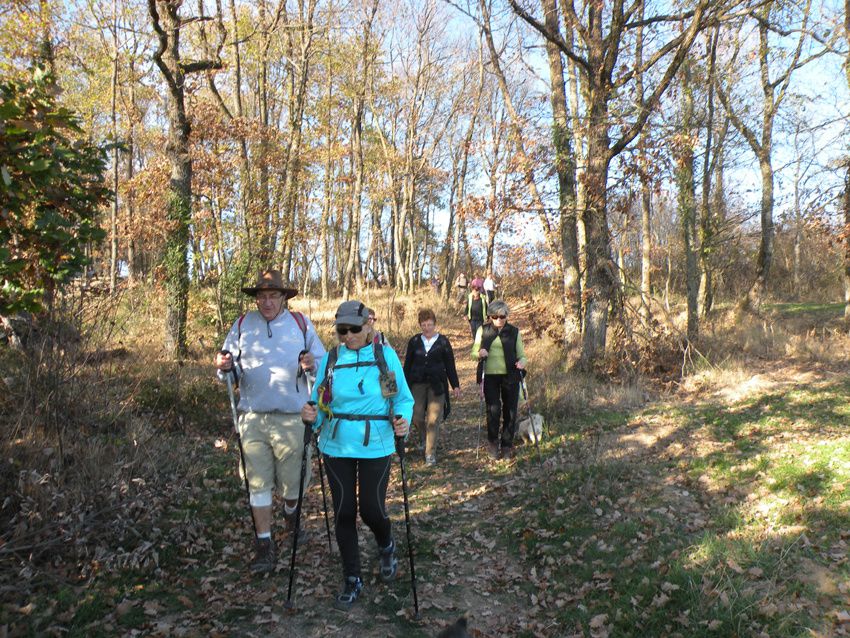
186;304;546;638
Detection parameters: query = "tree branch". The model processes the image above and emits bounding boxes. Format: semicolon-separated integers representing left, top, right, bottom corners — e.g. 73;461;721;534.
505;0;590;73
609;0;711;158
147;0;177;90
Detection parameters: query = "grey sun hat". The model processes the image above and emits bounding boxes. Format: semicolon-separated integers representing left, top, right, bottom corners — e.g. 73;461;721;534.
334;300;370;326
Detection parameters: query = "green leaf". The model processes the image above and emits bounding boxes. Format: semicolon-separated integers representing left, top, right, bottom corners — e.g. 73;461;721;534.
28;158;52;172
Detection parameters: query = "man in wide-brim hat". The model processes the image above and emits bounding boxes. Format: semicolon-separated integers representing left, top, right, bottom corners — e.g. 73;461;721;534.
240;269;299;298
215;269;326;574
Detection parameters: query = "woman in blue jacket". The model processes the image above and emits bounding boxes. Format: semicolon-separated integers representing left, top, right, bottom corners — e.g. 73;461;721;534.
300;300;414;611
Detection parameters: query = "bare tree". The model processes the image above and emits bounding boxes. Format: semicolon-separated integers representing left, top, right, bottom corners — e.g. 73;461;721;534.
342;0;380;299
714;0;814;313
507;0;726;370
148;0;222;357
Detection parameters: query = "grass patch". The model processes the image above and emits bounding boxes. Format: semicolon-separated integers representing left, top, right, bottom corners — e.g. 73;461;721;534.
767;302;844;318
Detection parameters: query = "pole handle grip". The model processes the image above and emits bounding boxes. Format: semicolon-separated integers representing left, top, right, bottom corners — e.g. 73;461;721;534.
393;414;405;458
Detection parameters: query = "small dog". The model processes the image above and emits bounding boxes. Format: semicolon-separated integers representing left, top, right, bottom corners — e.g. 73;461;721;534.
436;617;471;638
516;413;544;444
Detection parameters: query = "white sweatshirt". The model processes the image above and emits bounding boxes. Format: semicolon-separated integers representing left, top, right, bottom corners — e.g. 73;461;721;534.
218;309;326;414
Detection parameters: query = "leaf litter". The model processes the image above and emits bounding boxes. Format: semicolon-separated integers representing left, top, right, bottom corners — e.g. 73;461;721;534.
2;316;849;636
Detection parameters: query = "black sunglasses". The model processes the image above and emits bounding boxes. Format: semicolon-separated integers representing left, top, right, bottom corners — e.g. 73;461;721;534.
489;314;507;320
336;325;364;335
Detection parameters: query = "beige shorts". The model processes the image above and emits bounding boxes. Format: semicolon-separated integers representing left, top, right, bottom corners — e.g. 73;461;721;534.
238;412;311;501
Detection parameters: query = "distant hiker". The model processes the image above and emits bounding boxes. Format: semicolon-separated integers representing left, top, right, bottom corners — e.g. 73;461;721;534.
471;300;527;460
214;269;326;574
454;272;468;307
465;284;488;340
403;309;461;466
367;307;390;348
300;300;415;611
483;273;497;303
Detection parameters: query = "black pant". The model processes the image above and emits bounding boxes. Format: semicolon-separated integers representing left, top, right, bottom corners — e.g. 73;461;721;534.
323;454;393;579
483;374;520;448
470;319;483;340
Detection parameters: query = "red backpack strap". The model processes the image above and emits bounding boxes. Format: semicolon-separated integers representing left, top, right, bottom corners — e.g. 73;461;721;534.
291;311;308;350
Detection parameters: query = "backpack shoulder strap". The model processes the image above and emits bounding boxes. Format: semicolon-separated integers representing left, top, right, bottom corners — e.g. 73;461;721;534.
372;335;389;376
326;345;339;379
320;346;339;386
291;310;308;350
481;324;499;351
236;313;247;362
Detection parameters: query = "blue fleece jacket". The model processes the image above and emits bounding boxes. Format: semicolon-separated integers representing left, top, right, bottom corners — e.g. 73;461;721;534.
311;341;414;459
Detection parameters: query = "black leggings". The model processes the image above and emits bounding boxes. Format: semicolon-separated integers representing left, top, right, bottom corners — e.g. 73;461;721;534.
323;454;393;579
483;374;520;448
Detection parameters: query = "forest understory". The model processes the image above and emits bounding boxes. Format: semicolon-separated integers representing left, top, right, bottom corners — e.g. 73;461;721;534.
1;289;849;637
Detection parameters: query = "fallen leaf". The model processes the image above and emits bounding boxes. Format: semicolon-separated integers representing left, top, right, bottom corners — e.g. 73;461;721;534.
590;613;608;628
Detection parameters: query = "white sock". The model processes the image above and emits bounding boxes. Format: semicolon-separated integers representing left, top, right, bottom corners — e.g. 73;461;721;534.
257;532;271;540
284;503;297;516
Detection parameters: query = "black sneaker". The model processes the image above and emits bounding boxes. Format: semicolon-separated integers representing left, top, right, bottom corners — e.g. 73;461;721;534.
333;576;363;611
378;539;398;583
250;537;276;574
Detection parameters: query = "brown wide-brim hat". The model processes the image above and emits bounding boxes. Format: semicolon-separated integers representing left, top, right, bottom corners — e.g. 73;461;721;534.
241;269;298;299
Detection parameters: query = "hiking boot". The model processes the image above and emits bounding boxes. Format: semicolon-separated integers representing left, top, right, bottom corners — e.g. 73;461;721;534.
502;446;515;460
487;441;499;460
378;539;398;582
425;454;437;466
333;576;363;611
283;510;309;545
250;537;276;574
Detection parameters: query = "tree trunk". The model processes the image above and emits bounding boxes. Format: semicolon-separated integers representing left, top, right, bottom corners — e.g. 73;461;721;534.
125;73;137;283
842;164;850;320
148;0;220;357
844;164;850;320
579;97;615;370
109;0;119;294
541;0;580;339
678;60;699;343
635;0;651;325
698;27;719;317
743;154;774;312
342;108;364;299
280;0;316;282
149;0;191;357
844;0;850;319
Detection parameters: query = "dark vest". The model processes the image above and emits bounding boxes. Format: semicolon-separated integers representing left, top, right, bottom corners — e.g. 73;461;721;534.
476;323;519;383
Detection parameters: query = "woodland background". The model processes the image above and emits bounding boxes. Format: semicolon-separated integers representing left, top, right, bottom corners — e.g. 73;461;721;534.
2;0;850;636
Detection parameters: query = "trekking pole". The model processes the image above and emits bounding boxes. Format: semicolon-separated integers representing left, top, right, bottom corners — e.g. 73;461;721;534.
394;421;421;621
476;381;484;460
222;351;258;539
306;374;333;552
285;421;313;609
476;363;486;460
520;371;544;470
307;397;333;553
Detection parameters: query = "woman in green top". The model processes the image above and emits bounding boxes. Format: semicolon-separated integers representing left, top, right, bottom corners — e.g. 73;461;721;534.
471;300;527;460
